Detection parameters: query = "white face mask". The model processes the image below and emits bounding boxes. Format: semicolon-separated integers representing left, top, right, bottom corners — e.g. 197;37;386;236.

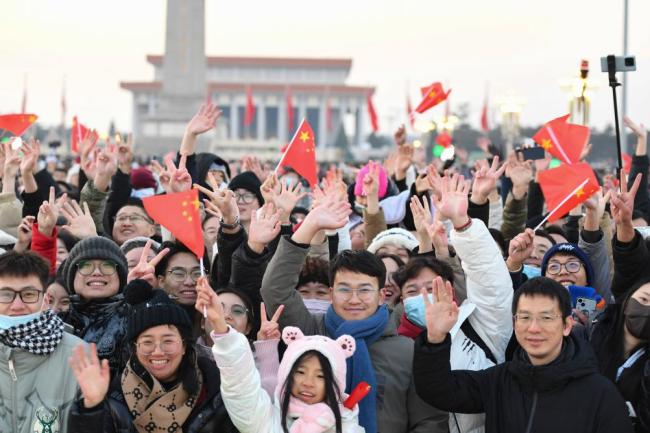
0;311;41;330
302;298;331;316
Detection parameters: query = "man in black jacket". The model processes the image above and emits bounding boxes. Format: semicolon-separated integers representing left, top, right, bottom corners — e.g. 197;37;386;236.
413;276;633;433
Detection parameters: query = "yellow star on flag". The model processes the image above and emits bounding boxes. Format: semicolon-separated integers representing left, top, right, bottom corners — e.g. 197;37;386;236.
299;131;310;143
575;188;584;198
429;90;437;98
540;139;553;151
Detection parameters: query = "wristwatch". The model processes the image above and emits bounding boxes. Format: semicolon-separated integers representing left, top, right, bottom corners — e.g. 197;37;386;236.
219;215;240;229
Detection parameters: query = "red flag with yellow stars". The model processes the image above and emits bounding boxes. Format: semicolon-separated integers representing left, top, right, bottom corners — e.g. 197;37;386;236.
415;82;451;114
0;113;37;136
71;116;89;154
532;114;589;165
538;162;599;223
143;189;205;258
278;119;318;186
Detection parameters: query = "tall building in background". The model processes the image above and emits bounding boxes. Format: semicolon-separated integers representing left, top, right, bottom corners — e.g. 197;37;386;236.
120;0;374;160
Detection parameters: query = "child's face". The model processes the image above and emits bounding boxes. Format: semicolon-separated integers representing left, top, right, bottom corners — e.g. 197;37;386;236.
291;354;326;405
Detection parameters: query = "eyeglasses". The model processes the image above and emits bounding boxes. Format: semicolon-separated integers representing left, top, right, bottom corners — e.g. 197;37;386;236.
135;337;183;355
222;303;248;317
0;288;43;304
546;261;582;275
114;214;153;224
235;192;256;204
333;287;378;301
167;268;202;283
77;260;118;276
513;313;561;327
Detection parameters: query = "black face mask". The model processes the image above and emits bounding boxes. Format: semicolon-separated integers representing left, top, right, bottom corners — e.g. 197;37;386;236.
625;298;650;340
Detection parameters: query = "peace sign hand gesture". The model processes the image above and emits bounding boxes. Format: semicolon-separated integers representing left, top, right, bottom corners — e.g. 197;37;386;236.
423;277;459;344
257;303;285;341
37;187;67;237
166;154;192;193
127;240;170;287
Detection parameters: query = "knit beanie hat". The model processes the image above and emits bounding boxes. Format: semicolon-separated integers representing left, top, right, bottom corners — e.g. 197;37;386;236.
540;243;594;286
354;163;388;199
130;167;157;190
124;279;193;343
275;326;355;400
63;237;128;294
367;228;419;254
228;171;264;205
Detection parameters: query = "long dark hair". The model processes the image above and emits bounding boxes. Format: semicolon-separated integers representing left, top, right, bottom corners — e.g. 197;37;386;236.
280;350;342;433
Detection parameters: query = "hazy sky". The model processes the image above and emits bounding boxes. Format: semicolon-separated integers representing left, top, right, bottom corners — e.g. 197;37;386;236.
2;0;649;136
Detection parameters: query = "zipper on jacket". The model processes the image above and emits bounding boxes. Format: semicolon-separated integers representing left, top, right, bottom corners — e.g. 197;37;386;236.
8;357;18;433
524;392;538;433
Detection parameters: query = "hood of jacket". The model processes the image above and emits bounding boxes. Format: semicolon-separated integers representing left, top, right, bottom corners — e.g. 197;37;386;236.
196;152;231;185
507;332;599;392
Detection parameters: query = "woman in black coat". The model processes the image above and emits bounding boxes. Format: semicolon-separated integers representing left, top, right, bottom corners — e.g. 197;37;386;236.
590;278;650;433
67;280;237;433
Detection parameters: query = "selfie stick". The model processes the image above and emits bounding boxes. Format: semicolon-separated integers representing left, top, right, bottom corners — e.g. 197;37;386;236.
606;55;623;178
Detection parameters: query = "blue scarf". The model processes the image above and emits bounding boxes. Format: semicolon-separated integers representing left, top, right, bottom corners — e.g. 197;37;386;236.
324;304;389;433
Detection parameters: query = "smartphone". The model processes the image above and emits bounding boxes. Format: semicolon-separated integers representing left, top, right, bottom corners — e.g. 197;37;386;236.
600;55;636;73
515;146;545;161
575;296;598;320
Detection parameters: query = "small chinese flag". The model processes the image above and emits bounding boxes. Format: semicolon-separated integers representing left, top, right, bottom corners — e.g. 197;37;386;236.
0;114;38;136
244;86;255;127
533;114;589;165
278;119;318;186
538;162;599;223
71;116;89;154
367;94;379;133
143;189;205;258
415;82;451;114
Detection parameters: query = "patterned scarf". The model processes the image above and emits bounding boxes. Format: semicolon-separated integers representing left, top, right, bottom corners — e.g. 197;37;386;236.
121;358;202;433
0;310;65;355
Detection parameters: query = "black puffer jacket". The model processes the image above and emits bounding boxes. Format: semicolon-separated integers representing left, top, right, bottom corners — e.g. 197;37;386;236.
590;285;650;433
67;355;238;433
414;332;633;433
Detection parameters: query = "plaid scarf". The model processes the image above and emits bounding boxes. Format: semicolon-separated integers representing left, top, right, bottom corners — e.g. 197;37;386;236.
0;310;65;355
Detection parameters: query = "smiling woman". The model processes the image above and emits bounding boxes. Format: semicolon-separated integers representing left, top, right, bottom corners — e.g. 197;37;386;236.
67;280;238;433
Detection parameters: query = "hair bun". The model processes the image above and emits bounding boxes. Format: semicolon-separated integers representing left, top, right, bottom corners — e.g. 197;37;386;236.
123;279;155;306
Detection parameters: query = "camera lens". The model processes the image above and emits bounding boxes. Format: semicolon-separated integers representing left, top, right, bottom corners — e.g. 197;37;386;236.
625;57;635;67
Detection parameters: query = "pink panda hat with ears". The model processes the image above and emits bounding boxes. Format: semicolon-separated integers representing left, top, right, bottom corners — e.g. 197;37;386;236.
275;326;356;399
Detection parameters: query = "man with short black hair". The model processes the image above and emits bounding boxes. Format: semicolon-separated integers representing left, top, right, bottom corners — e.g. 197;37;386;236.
413;276;633;433
0;250;83;433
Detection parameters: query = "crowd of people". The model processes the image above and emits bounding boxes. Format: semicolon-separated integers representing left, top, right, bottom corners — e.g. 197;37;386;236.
0;103;647;433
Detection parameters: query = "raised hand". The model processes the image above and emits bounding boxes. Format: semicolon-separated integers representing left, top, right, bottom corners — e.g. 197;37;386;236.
395;140;414;180
257;303;284;341
37;187;66;237
432;172;471;227
195;276;228;334
260;173;280;205
150;158;171;192
423;277;459;344
624;116;647;156
195;179;239;225
68;343;110;409
94;145;118;192
248;202;282;253
60;200;98;239
292;196;351;244
20;138;40;175
272;178;307;223
410;195;433;251
471;156;506;205
506;228;535;271
127;240;170;287
505;152;533;200
426;164;443;199
610;172;643;242
383;151;397;179
583;189;610;231
427;215;449;259
116;134;134;174
79;129;99;178
394;124;407;146
2;140;21;181
163;154;192;193
14;215;35;252
322;168;348;203
241;155;267;182
187;102;221;136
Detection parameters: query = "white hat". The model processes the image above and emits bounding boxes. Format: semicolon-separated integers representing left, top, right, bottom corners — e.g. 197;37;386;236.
367;227;418;254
